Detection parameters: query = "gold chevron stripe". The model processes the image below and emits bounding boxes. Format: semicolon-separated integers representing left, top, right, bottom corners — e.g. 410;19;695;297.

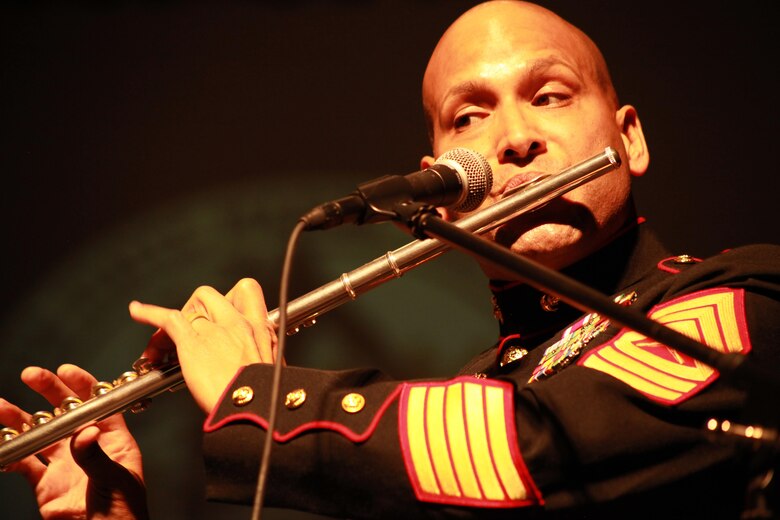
402;379;536;505
580;288;749;404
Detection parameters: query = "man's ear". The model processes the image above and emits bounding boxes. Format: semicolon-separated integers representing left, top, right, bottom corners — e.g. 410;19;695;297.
419;154;453;221
616;105;649;177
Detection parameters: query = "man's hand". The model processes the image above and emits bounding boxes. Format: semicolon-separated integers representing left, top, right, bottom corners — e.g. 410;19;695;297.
0;364;148;520
130;277;278;414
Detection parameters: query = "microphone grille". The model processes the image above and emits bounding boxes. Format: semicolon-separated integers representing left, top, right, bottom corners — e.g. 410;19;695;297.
436;148;493;212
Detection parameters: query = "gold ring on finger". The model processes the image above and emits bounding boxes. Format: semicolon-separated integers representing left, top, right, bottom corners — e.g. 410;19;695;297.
188;313;209;325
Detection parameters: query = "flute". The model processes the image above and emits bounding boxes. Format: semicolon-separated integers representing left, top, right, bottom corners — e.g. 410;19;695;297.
0;147;620;468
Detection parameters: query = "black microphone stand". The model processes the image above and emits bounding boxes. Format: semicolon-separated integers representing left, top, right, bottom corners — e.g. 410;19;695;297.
395;202;778;517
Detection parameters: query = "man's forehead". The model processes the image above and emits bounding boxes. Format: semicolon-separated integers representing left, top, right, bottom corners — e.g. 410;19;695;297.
425;20;587;96
424;5;604;99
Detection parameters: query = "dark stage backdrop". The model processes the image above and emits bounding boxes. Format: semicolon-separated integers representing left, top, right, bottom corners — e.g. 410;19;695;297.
1;1;777;519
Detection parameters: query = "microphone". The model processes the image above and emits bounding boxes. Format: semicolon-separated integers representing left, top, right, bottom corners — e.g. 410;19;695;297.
301;148;492;231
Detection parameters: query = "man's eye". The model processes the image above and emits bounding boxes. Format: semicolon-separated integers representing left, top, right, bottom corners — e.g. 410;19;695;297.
534;92;567;106
454;113;479;129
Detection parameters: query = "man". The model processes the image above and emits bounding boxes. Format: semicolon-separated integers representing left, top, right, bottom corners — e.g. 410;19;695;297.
2;1;778;518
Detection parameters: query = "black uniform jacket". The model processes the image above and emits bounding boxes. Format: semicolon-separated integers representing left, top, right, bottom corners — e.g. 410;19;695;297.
203;226;780;519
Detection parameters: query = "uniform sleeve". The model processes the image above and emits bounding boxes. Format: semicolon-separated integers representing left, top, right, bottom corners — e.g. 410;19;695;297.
203;366;545;519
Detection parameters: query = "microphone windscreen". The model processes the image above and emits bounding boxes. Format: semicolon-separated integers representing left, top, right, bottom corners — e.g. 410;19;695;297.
435;148;492;212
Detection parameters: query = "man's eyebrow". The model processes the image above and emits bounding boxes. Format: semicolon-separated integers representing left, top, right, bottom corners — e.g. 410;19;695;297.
442;57;580;103
525;56;579;77
444;80;487;102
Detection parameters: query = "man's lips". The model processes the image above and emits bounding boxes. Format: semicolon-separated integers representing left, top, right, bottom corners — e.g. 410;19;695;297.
495;172;550;198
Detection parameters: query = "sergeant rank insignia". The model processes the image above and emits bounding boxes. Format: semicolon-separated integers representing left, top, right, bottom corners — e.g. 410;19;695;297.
578;288;751;405
529;291;637;383
398;377;542;508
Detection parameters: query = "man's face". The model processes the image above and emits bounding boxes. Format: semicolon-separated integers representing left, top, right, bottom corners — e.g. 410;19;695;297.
422;3;647;275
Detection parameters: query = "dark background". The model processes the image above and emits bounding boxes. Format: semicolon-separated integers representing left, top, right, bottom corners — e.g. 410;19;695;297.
1;1;777;519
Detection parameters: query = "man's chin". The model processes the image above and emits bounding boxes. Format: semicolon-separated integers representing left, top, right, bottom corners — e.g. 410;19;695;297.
478;226;589;279
501;222;583;254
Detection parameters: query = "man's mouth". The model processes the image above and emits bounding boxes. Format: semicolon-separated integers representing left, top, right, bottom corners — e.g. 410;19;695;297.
498;173;551;199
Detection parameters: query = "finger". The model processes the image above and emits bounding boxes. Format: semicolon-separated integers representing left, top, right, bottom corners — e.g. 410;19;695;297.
71;426;147;503
184;285;249;327
55;364;133;432
255;320;284;363
0;397;32;433
225;278;278;362
70;426;119;478
72;424;142;479
20;366;79;408
0;398;47;482
129;300;179;329
225;278;269;321
56;364;98;400
129;301;198;351
138;327;178;367
130;291;213;366
17;368;96;464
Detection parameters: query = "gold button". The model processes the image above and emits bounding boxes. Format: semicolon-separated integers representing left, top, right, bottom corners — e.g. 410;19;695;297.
341;393;366;414
674;254;696;264
232;386;254;406
285;388;307;409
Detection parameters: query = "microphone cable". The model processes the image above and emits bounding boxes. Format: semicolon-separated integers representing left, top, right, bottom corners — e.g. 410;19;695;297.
248;148;489;518
251;218;307;520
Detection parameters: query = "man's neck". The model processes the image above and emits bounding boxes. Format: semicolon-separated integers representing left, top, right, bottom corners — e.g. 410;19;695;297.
489;223;670;343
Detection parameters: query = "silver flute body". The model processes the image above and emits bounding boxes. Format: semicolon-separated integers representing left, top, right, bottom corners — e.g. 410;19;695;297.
0;147;620;468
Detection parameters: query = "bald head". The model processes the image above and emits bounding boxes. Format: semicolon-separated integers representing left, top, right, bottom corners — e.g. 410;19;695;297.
416;0;649;272
423;1;617;143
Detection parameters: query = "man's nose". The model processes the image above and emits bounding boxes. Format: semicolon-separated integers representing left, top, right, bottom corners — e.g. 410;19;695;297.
495;105;545;164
